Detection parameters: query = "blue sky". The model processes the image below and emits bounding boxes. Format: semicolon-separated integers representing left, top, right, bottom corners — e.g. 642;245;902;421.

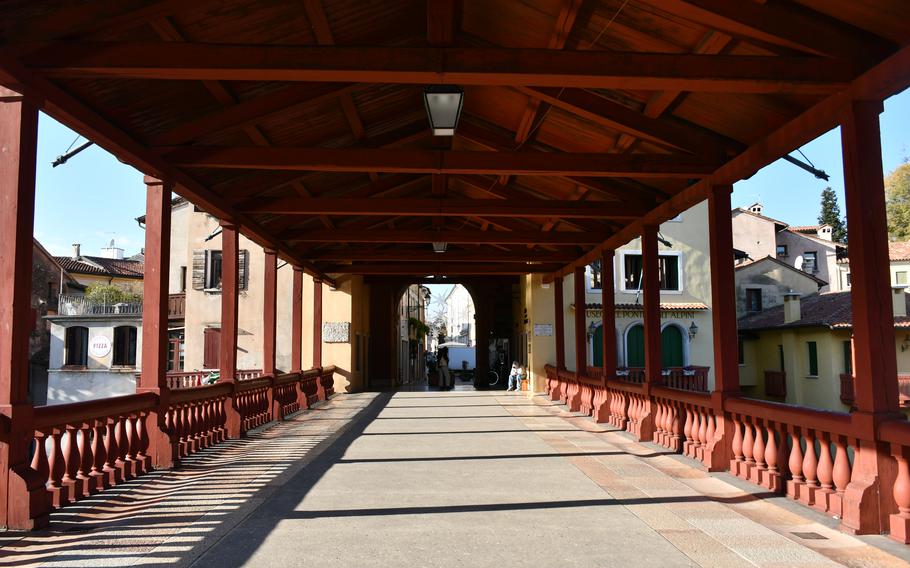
32;89;910;257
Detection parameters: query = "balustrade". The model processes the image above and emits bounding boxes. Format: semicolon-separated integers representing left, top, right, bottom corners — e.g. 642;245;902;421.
19;367;335;522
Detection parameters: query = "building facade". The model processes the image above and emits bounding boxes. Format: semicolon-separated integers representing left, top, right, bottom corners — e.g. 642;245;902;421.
443;284;476;347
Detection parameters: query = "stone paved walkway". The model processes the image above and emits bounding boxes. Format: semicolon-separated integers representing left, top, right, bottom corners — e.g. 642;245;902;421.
2;388;909;567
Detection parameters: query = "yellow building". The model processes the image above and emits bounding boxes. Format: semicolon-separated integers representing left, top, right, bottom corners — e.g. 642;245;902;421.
737;288;910;412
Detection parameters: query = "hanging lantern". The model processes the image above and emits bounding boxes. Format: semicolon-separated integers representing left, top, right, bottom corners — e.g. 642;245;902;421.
423;85;464;136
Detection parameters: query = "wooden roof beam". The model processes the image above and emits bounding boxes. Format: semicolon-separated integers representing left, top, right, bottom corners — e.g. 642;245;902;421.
635;0;893;61
317;262;563;275
243;197;649;218
283;229;605;245
307;248;579;263
427;0;458;46
24;44;853;94
515;86;740;157
163;147;717;178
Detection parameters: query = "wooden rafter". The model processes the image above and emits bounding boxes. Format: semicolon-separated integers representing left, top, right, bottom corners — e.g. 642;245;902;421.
162;147;718;177
307;248;578;263
241;196;649;218
23;43;853;94
283;229;605;245
315;262;564;275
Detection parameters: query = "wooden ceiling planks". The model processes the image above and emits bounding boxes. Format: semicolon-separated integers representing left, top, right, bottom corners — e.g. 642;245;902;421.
2;0;907;277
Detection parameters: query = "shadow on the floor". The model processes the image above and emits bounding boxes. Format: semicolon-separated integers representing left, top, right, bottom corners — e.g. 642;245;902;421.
335;450;674;464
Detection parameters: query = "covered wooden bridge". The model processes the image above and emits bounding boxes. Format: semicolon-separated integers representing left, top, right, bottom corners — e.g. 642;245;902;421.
1;0;910;549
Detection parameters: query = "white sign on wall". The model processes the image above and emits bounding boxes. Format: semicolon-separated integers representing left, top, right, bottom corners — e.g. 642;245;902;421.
323;322;351;343
533;324;553;337
89;335;112;358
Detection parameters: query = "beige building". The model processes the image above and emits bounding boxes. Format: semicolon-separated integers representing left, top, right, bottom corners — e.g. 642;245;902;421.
889;241;910;286
731;203;850;292
168;199;370;393
444;284;476;347
522;200;716;391
737;289;910;412
734;255;826;317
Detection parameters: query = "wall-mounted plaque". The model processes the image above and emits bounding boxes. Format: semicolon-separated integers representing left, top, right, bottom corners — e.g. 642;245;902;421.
323;322;351;343
533;324;553;337
89;335;112;358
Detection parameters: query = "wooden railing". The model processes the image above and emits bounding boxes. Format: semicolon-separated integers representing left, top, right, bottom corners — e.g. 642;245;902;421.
23;366;336;526
764;370;787;398
839;373;910;408
542;363;910;544
167;293;185;319
138;369;264;390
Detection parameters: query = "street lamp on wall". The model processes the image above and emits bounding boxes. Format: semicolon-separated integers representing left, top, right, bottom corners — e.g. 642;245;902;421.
423;85;464;136
688;321;699;340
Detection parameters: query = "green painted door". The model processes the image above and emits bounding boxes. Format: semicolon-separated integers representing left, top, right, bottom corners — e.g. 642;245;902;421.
626;324;644;367
661;325;684;367
593;325;603;366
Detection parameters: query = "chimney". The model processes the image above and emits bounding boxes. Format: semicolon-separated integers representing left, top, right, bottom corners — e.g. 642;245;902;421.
893;285;907;318
818;225;833;241
71;243;81;259
783;292;801;324
749;202;763;216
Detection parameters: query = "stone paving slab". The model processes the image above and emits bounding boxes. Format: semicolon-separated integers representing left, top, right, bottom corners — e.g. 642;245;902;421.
3;388;910;567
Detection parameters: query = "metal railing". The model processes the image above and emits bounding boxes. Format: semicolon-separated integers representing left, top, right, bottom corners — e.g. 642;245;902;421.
57;294;142;316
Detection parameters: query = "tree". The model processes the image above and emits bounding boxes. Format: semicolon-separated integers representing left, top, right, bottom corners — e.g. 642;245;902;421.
817;187;847;243
84;283;142;305
886;162;910;240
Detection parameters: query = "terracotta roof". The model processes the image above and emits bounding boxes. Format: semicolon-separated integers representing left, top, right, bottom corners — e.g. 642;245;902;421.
789;225;823;234
54;256;144;279
734;255;828;287
572;302;708;311
738;291;910;331
890;241;910;262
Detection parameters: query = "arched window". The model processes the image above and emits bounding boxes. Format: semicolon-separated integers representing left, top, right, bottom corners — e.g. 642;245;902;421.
113;325;137;366
626;324;645;367
593;325;603;366
661;325;685;367
65;326;88;366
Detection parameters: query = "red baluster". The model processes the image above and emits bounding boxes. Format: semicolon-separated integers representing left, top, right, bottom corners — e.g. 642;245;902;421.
788;430;804;500
730;416;743;473
31;431;50;487
802;432;819;506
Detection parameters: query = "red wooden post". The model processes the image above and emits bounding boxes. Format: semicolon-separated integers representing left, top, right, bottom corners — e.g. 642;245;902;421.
291;267;303;372
706;183;738;470
219;221;242;437
640;224;660;440
313;278;325;399
601;250;616;381
263;250;277;376
839;99;902;535
554;276;565;370
574;265;587;374
137;176;174;469
262;249;279;420
0;88;48;530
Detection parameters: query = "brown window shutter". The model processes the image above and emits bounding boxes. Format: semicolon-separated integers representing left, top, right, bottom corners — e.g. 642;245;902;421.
238;249;249;291
192;249;206;290
203;327;221;369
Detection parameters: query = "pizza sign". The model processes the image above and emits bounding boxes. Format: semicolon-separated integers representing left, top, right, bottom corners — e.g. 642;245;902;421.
89;335;112;358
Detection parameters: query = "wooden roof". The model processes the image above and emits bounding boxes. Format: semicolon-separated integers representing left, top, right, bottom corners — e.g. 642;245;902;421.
2;0;909;280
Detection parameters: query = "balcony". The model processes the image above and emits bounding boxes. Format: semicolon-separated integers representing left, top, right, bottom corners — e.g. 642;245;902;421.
840;373;910;407
56;293;187;319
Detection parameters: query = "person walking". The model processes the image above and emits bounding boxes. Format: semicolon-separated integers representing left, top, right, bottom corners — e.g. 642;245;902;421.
438;349;451;390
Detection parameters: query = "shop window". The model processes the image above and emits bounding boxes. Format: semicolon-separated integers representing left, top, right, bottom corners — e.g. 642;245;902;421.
113;325;137;366
65;326;88;366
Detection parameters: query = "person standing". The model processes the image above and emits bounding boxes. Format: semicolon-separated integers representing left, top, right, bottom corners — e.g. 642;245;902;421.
438;349;451;390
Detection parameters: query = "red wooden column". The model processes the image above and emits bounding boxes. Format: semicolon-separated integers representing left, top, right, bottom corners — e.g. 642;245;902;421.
313;278;325;400
639;224;660;440
219;221;242;437
569;266;587;411
291;267;303;372
554;276;566;370
262;249;279;420
706;183;739;470
838;99;902;536
138;176;174;470
601;250;617;380
0;88;48;530
263;250;278;376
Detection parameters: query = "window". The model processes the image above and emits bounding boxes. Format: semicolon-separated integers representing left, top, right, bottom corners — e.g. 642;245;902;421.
589;260;603;290
168;330;185;372
112;326;137;366
846;273;852;287
807;341;818;376
738;336;744;365
843;340;853;375
206;250;223;289
776;245;788;258
746;288;763;313
622;253;681;292
778;345;785;372
192;249;248;292
180;266;187;292
897;271;908;285
626;324;645;367
65;326;88;366
803;251;818;273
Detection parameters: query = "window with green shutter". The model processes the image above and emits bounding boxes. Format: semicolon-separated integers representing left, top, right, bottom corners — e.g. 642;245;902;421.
807;341;818;376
